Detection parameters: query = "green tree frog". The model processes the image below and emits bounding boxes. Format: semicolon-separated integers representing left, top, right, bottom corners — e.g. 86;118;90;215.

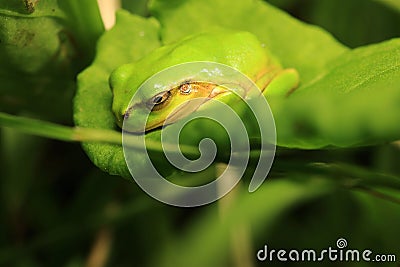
110;29;299;133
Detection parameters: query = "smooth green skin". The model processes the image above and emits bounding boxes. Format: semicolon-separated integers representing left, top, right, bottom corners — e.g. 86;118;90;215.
110;29;299;132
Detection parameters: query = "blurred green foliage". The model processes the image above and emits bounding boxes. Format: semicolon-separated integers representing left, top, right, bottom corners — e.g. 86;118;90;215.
1;0;400;267
121;0;149;16
0;0;103;121
267;0;400;48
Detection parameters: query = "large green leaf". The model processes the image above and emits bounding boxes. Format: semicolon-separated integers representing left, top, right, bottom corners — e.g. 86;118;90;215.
271;39;400;148
73;11;161;178
149;0;348;84
0;0;72;120
74;0;347;177
74;0;400;177
0;0;103;121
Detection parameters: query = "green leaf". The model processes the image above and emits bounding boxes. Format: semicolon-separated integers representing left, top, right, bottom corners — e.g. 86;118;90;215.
0;3;72;120
74;1;399;178
302;0;400;48
75;0;347;177
149;0;348;83
0;0;104;120
265;0;298;10
0;0;63;16
373;0;400;13
73;11;161;177
271;39;400;148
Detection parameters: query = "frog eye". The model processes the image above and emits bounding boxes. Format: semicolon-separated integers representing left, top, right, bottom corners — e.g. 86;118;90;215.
179;83;192;95
147;91;171;111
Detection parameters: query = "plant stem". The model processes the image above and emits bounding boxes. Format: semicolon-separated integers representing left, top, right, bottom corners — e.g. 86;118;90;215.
58;0;105;62
0;112;200;156
355;186;400;205
217;164;254;267
0;112;121;143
